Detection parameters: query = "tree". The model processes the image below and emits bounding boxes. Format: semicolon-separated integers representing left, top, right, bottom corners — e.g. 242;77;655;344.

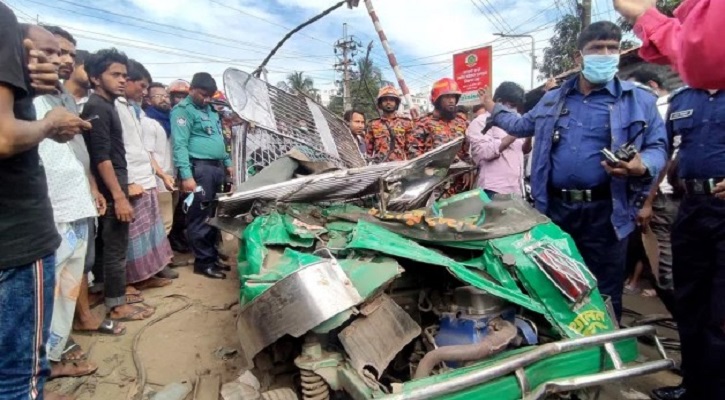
328;56;385;119
538;14;581;80
286;71;317;97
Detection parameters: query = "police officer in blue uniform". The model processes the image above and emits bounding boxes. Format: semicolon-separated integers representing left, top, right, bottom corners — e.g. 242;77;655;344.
171;73;232;279
480;21;668;320
665;86;725;400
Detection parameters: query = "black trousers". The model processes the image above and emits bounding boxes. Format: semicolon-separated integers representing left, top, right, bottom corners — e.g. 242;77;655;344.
548;197;629;321
672;195;725;400
92;201;130;309
186;162;224;270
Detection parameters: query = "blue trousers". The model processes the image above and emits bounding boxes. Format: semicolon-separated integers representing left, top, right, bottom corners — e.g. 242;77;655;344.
547;197;628;321
672;195;725;400
0;254;55;400
187;162;224;270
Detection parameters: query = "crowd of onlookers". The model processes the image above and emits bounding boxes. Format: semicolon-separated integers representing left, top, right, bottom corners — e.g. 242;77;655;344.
1;0;724;399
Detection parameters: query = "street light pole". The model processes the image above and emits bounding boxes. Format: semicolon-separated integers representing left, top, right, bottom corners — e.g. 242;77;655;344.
494;33;535;90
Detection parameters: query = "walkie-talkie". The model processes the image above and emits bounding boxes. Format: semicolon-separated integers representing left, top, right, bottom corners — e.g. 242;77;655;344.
601;124;647;166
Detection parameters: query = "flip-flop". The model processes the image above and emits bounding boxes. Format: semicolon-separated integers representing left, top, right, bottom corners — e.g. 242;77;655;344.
74;318;126;336
49;359;98;379
623;285;642;296
642;289;658;297
61;338;86;361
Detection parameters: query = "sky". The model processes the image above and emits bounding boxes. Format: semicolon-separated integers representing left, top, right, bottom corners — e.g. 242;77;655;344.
5;0;626;96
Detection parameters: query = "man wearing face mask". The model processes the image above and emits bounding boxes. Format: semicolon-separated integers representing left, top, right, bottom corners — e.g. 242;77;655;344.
480;21;668;320
365;85;413;163
410;78;473;196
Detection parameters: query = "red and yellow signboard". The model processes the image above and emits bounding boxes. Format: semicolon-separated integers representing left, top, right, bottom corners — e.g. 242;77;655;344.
453;46;493;105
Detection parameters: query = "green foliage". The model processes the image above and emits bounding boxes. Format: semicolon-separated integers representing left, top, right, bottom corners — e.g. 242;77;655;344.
286;71;320;101
538;14;581;80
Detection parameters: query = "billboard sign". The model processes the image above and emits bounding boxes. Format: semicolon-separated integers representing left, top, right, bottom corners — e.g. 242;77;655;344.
453;46;493;106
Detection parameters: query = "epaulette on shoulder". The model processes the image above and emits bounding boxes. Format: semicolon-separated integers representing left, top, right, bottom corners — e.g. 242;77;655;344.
668;86;690;102
631;81;658;98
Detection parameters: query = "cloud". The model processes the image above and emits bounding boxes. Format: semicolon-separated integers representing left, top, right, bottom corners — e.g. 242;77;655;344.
7;0;620;97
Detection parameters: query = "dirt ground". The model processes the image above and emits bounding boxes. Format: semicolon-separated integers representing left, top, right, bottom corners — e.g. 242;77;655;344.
46;239;682;400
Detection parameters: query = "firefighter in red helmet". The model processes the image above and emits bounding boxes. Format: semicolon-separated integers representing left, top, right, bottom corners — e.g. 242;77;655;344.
364;85;414;163
409;78;472;195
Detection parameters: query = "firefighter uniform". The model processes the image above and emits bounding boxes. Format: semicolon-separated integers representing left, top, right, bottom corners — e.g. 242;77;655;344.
365;116;413;163
171;73;231;279
667;87;725;399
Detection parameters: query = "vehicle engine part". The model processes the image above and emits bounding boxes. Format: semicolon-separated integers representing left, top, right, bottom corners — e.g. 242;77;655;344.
300;369;329;400
414;318;518;379
434;286;517;368
261;387;299;400
338;294;421;379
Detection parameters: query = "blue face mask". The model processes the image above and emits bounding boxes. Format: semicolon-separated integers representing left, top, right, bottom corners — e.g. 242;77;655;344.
581;54;620;84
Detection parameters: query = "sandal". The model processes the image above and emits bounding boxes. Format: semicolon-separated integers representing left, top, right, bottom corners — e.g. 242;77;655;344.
61;338;86;361
50;359;98;379
133;276;173;290
74;318;126;336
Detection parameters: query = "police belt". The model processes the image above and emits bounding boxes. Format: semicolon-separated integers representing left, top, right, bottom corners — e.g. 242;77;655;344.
548;184;611;202
190;158;225;168
683;178;724;196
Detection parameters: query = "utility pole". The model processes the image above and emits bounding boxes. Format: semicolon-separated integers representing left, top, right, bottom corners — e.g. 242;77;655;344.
495;33;536;90
581;0;592;29
334;23;359;112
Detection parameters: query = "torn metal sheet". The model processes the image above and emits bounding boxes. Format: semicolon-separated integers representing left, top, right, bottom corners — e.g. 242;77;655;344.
217;163;402;217
236;259;362;369
223;68;365;184
382;138;466;211
338;294;421;379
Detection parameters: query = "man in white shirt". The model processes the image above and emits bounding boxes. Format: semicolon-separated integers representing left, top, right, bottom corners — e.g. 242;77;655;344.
117;60;176;291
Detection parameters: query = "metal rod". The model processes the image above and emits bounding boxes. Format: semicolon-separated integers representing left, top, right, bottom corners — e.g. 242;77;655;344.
494;33;536;90
382;326;671;400
363;0;414;113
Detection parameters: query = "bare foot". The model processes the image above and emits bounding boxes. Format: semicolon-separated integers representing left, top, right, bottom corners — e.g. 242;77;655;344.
50;360;98;379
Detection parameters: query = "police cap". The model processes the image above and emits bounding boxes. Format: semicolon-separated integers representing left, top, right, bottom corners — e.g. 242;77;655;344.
190;72;218;93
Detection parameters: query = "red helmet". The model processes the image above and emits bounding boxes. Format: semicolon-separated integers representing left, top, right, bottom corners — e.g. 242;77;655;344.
168;79;190;94
376;85;400;104
430;78;462;104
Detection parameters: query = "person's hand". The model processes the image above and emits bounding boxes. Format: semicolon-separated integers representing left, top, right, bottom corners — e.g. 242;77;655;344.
613;0;657;23
23;39;60;95
498;135;517;153
181;178;197;193
713;180;725;200
410;107;420;120
637;202;653;232
114;196;134;223
544;77;558;91
92;190;107;216
128;183;144;198
45;107;92;143
601;153;648;178
478;87;496;113
161;174;176;191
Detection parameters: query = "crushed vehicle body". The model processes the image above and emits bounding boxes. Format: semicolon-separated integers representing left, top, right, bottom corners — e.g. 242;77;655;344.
216;68;674;400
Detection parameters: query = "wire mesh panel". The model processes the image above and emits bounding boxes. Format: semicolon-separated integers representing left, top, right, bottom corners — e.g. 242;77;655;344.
223;68;365;183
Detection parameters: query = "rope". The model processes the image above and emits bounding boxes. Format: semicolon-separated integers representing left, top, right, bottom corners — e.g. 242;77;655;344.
253;0;347;77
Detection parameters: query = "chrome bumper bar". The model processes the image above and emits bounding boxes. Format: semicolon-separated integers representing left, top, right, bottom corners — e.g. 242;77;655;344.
385;325;675;400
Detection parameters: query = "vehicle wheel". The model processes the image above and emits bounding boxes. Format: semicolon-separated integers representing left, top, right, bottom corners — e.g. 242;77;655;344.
262;387;299;400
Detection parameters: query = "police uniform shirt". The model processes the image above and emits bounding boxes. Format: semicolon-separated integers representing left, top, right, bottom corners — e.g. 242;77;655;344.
171;96;231;180
667;88;725;180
